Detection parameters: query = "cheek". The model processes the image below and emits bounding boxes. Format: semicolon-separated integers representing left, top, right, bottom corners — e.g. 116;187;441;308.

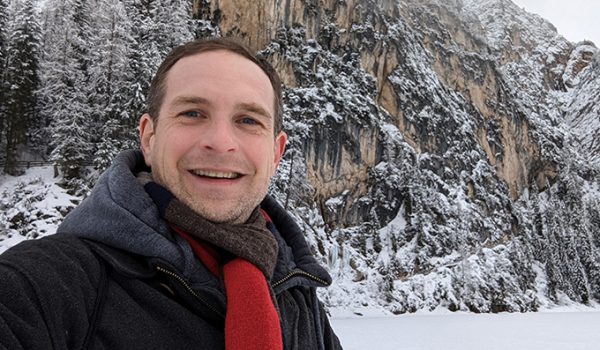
264;147;279;176
158;130;195;159
245;145;270;176
149;138;179;177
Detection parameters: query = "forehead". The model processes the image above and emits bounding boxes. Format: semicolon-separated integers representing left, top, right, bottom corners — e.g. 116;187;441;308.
162;50;275;113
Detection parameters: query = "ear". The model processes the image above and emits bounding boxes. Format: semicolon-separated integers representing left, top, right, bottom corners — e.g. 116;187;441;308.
139;113;155;167
272;131;288;172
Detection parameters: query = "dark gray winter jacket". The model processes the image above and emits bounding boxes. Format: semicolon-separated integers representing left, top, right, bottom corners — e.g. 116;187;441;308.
0;150;342;349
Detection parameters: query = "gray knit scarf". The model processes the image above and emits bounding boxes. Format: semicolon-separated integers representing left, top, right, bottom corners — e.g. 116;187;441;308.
139;172;279;280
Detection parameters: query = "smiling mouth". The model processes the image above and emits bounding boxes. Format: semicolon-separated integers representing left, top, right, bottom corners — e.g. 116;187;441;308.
190;169;243;179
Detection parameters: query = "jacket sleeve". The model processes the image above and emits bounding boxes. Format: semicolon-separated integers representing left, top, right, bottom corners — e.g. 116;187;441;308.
0;236;101;350
0;260;55;350
317;301;343;350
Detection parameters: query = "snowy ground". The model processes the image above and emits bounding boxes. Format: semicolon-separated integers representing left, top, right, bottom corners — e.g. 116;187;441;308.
331;308;600;350
0;166;78;254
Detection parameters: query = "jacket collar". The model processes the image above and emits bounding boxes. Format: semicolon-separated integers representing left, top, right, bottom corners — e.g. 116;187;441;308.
261;196;332;291
59;149;332;292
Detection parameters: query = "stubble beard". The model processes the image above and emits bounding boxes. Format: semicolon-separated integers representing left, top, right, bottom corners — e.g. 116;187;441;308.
154;170;268;225
180;189;261;224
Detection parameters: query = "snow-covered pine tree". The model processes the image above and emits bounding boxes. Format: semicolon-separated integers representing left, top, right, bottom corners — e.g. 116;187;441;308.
39;0;94;182
154;0;194;48
71;0;94;77
0;2;5;153
27;5;52;155
558;170;600;304
274;146;314;210
123;0;194;121
88;0;137;172
0;0;7;59
0;0;10;161
577;183;600;301
1;0;41;175
542;188;574;300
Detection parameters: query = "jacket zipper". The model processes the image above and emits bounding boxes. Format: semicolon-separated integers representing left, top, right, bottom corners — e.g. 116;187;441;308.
272;269;330;289
158;266;327;309
156;265;225;319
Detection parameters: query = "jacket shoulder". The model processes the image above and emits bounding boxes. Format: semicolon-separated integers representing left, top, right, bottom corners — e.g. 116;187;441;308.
0;234;103;349
0;234;103;283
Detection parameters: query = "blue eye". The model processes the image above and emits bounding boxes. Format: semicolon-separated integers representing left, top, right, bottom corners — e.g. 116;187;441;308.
183;110;201;118
239;117;258;125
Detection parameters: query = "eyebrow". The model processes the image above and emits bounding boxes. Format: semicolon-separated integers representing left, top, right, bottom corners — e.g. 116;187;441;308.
171;96;272;120
237;102;273;121
171;96;210;108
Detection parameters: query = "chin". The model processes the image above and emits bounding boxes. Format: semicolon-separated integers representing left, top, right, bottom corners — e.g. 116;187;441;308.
192;205;246;224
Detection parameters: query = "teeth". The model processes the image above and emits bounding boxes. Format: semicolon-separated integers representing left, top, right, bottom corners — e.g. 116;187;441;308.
192;170;241;179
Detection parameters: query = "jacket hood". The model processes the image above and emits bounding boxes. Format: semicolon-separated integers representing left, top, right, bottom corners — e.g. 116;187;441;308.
57;150;205;280
57;150;332;288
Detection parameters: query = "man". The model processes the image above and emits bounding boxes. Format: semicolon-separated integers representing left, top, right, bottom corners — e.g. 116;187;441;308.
0;38;342;349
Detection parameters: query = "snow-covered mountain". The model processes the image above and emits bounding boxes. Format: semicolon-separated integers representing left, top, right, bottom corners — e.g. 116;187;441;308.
1;0;598;313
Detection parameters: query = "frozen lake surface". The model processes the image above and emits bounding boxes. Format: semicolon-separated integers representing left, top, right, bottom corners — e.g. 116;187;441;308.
331;310;600;350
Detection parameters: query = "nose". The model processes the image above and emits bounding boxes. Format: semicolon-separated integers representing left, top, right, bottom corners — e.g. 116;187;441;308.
200;118;238;153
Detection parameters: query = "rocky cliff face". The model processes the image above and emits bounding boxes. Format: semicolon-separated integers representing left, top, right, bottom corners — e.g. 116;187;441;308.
194;0;600;312
198;0;564;201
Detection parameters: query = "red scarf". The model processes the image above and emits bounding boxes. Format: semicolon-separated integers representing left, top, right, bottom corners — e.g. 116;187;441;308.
141;180;283;349
173;225;283;350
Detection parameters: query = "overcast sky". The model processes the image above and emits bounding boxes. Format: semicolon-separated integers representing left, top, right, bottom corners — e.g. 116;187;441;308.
510;0;600;46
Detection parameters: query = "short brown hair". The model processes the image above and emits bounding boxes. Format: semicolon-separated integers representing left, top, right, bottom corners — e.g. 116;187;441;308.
146;37;284;134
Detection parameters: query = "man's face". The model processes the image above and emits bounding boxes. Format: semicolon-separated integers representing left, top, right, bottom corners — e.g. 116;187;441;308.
139;50;287;224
